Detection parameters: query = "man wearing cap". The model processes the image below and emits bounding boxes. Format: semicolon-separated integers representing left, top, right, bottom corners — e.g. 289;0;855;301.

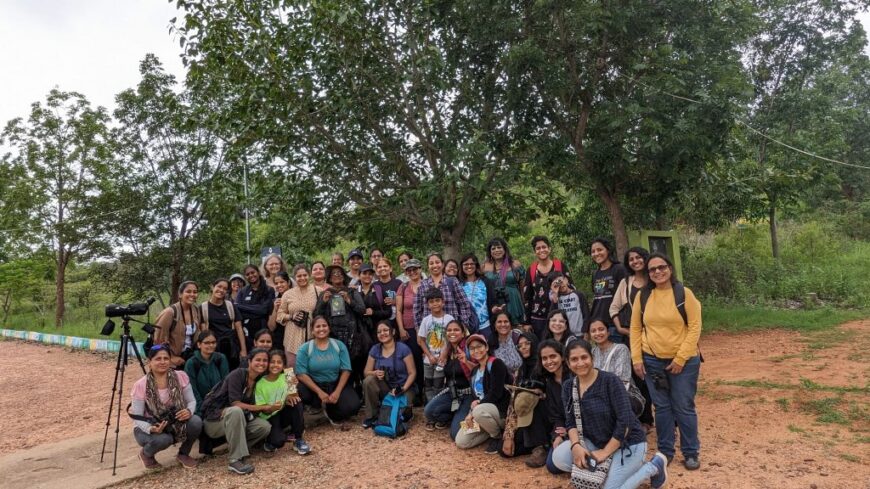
347;249;364;288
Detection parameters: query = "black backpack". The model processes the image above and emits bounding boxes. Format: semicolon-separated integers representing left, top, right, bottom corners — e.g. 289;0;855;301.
638;282;704;361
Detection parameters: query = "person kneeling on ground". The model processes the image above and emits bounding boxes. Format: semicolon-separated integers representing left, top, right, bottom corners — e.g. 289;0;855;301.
200;349;273;475
500;331;550;468
130;343;202;469
254;350;310;455
362;320;417;428
295;316;362;430
454;334;510;454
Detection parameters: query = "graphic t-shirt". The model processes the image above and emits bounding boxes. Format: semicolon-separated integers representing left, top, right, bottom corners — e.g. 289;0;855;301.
590;265;628;326
558;291;586;336
472;368;485;399
255;373;288;419
418;313;455;364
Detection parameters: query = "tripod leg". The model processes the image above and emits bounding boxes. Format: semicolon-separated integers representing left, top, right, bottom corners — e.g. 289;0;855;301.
111;337;130;476
100;336;126;464
129;337;146;375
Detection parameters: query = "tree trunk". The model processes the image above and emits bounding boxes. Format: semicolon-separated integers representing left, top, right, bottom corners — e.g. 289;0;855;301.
55;250;66;328
769;201;779;259
596;185;629;260
439;228;464;262
2;289;11;325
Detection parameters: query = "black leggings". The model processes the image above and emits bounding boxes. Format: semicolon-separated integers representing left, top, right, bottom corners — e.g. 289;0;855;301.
266;402;305;447
298;380;361;422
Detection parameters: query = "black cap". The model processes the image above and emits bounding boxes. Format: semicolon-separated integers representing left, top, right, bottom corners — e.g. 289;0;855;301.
360;263;375;273
348;249;364;259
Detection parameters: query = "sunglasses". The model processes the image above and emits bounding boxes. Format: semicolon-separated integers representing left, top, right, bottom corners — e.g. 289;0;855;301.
648;265;670;274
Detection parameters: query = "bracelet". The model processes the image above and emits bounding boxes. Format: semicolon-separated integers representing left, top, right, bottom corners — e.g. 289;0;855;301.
571;442;581;450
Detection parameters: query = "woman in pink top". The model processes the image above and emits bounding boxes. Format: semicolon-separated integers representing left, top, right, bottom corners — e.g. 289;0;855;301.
130;344;201;469
396;258;425;399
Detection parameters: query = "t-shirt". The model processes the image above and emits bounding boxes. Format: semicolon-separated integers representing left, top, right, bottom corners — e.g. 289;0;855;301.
375;279;402;320
295;339;352;384
368;342;412;389
205;302;241;341
463;280;490;331
255;373;288;419
558;291;586;336
131;370;192;406
472;368;485;399
418;313;455;364
590;264;628;327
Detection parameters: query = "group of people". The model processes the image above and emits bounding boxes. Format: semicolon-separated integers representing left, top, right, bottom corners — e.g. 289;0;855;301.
131;236;702;488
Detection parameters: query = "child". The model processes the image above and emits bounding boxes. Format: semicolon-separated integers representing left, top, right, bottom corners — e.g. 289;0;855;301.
255;350;311;455
548;271;589;338
417;288;455;401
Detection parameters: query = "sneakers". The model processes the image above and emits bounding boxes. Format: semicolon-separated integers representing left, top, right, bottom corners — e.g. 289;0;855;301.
434;421;449;430
138;449;159;469
484;438;501;455
263;442;277;453
228;459;255;475
684;456;700;471
362;417;378;429
285;433;296;443
176;454;198;469
425;421;437;431
524;446;548;468
293;438;311;455
650;452;668;488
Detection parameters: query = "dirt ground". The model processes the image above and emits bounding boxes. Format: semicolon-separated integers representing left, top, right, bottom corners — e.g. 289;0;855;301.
1;320;868;489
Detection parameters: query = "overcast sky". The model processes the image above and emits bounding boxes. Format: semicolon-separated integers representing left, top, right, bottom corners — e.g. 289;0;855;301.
0;2;868;125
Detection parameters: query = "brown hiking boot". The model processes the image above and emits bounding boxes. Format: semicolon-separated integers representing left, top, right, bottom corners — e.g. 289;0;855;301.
176;453;198;469
525;446;548;468
138;449;160;469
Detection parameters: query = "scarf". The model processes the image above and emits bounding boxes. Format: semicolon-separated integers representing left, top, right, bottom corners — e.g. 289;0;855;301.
145;370;188;444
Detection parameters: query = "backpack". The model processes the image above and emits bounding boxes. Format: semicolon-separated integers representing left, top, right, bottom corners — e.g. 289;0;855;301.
307;338;341;356
638;282;704;361
199;375;231;421
373;392;409;438
529;258;562;284
143;304;180;351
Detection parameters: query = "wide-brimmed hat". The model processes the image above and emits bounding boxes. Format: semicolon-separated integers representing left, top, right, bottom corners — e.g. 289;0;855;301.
509;387;540;428
324;265;350;285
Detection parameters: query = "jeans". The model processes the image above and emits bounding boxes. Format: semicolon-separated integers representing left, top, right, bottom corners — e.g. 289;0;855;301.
643;354;701;458
423;390;473;439
548;438;658;489
133;416;202;457
422;363;446;402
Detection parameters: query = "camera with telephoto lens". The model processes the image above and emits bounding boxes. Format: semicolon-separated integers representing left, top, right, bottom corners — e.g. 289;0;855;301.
494;287;508;306
651;372;670;391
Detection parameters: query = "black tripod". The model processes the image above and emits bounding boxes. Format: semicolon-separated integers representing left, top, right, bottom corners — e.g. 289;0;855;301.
100;316;147;475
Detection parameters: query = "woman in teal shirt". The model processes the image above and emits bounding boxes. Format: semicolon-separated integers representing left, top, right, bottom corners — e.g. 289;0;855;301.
184;330;229;416
295;315;361;429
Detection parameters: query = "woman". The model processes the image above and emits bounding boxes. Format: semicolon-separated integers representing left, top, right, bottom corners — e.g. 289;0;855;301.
396;258;426;399
262;253;289;290
311;261;328;289
454;334;510;454
238;329;274;367
557;340;668;489
500;331;549;468
314;265;368;388
361;320;417;427
236;265;275;351
413;253;477;334
184;330;230;418
589;237;628;342
229;274;246;304
369;248;384;267
537;340;572;475
200;278;247;369
489;312;523;375
610;247;654;428
544;309;578;346
423;320;476;436
295;316;362;429
278;264;322;367
200;349;273;475
482;237;526;327
444;259;459;278
458;253;496;337
590;319;645;423
396;252;413;283
331;252;344;267
154;281;203;368
631;253;702;471
267;271;292;352
254;350;310;455
524;236;572;340
359;263;391;337
375;257;403;325
130;344;201;469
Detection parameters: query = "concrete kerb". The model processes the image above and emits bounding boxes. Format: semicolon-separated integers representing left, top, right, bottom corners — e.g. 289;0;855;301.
0;329;137;354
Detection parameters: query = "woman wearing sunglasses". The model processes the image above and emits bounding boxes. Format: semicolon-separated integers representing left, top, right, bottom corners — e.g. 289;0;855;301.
630;253;703;471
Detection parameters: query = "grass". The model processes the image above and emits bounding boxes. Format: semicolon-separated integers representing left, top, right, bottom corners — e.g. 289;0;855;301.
703;304;867;334
839;453;861;463
715;378;869;394
776;398;790;411
787;424;805;433
802;397;850;424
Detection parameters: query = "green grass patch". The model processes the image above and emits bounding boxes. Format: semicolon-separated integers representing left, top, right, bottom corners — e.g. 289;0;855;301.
703;304;867;334
715;378;868;394
776;398;790;411
800;397;851;425
854;435;870;444
787;424;805;433
839;453;861;463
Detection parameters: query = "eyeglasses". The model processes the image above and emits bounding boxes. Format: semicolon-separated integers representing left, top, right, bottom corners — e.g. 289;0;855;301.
469;344;487;352
648;265;670;274
200;340;217;345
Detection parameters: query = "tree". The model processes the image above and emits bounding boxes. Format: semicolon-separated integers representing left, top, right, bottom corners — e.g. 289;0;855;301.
112;55;241;302
1;89;114;327
740;0;867;258
173;0;548;258
507;0;752;258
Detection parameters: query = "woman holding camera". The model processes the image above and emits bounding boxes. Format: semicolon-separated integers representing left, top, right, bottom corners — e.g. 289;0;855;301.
631;253;702;471
131;344;201;469
562;339;668;489
361;320;417;427
279;265;322;366
458;253;496;338
154;281;203;368
482;237;526;327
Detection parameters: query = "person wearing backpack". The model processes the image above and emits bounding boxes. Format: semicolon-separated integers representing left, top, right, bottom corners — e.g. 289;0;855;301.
236;265;276;352
630;253;703;472
588;237;629;343
524;236;572;340
361;320;417;428
184;330;230;417
201;278;246;370
454;334;511;454
154;281;203;368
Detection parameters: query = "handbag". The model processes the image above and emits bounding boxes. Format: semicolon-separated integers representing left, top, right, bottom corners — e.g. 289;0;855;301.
602;346;646;417
570;377;612;489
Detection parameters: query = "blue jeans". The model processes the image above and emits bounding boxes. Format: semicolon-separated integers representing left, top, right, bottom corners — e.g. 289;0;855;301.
547;438;657;489
423;390;473;439
643;354;700;458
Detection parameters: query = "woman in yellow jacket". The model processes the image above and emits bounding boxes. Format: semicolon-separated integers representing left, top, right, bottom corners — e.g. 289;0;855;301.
630;253;702;472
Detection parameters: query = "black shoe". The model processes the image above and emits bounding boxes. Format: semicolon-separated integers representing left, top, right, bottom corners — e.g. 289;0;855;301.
362;417;377;429
684;456;700;470
484;438;501;455
228;459;255;475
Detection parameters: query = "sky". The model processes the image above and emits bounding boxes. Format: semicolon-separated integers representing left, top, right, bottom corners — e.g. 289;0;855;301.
0;2;868;126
